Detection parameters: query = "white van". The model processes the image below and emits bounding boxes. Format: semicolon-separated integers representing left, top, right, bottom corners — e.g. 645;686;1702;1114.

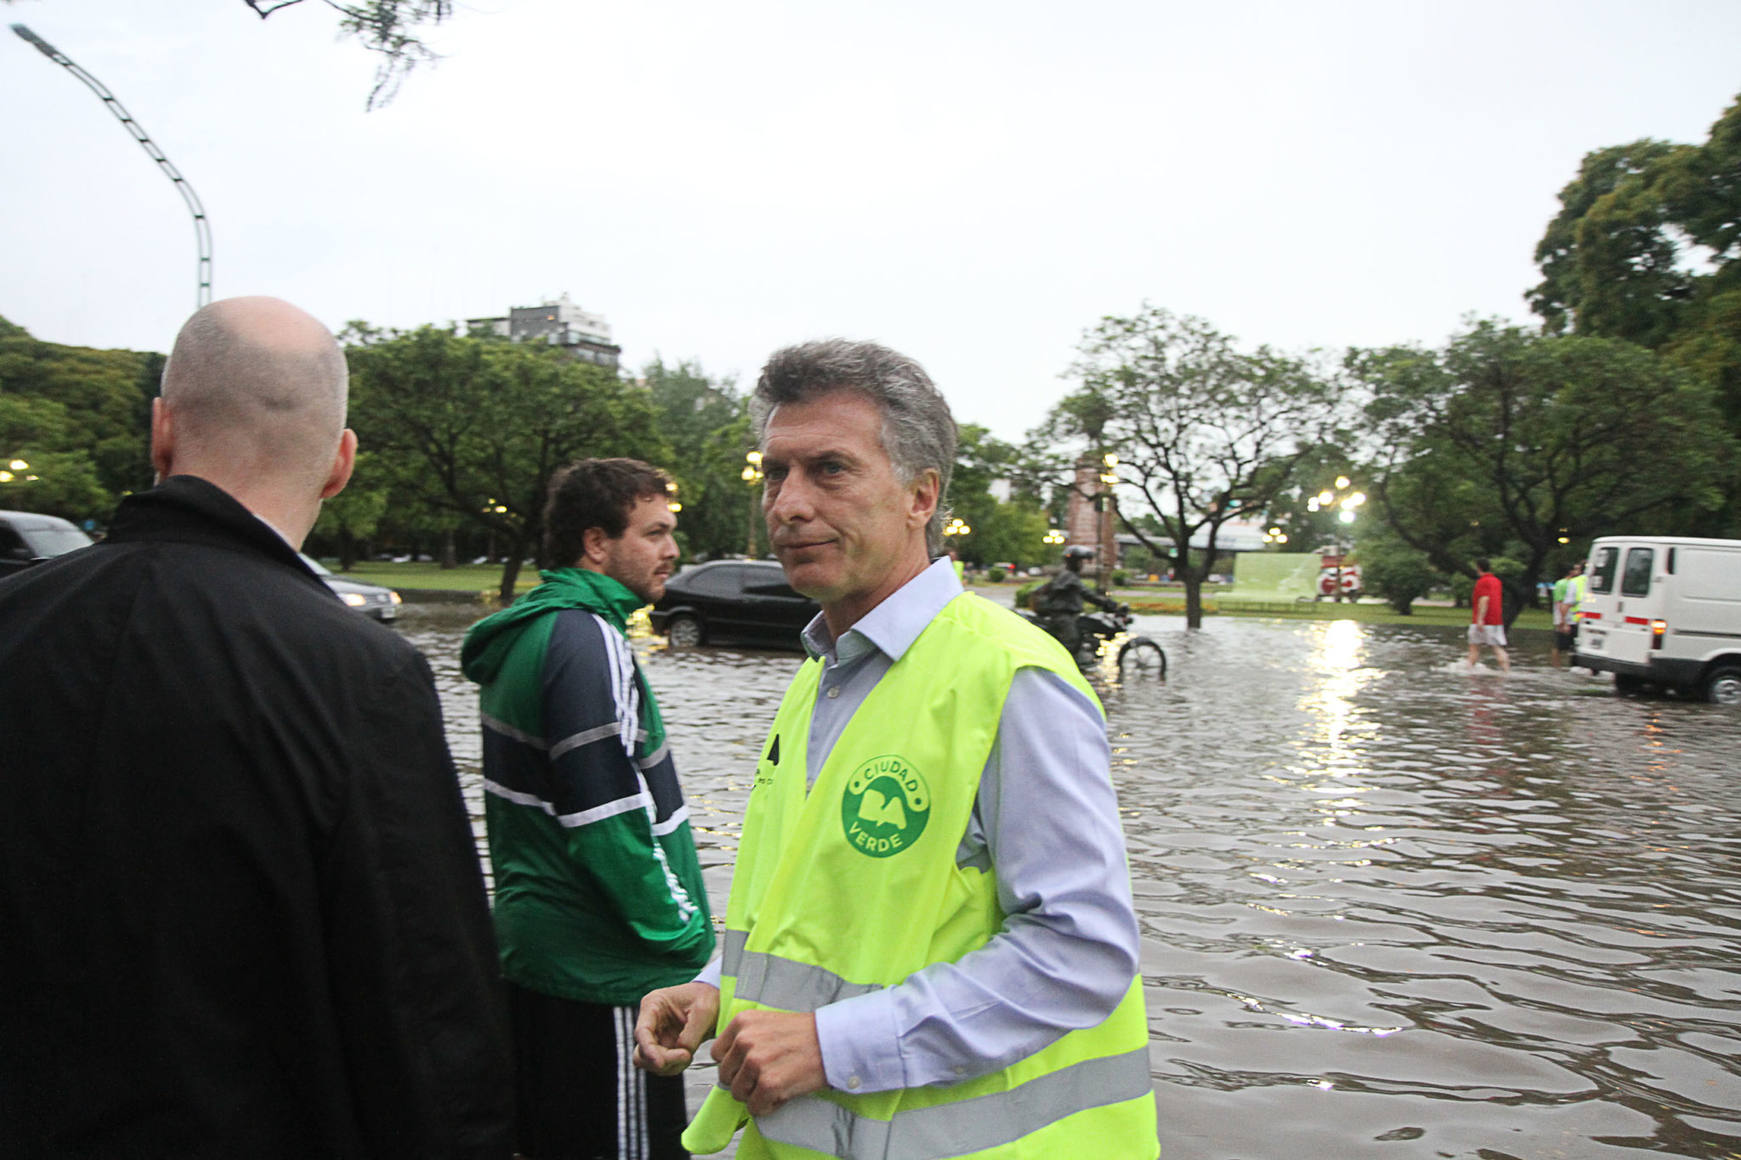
1573;536;1741;703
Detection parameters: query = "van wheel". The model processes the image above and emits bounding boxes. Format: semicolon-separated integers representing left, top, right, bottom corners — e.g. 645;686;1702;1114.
1702;665;1741;706
1613;674;1646;696
666;614;704;648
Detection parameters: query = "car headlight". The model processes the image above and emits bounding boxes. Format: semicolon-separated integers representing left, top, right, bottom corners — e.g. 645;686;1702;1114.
389;591;402;605
341;593;368;608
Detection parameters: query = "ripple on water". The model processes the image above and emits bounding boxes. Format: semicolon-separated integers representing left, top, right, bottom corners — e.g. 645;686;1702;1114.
404;604;1741;1159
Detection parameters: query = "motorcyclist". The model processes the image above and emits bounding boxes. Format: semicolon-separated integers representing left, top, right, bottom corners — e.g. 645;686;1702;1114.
1033;545;1126;657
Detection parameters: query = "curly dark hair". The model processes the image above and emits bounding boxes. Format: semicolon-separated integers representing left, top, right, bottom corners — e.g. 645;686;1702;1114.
543;458;672;567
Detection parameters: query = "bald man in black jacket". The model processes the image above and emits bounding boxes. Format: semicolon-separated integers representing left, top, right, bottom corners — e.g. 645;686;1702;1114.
0;298;511;1158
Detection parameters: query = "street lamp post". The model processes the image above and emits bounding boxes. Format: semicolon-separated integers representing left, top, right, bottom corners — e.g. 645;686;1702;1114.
1306;476;1365;601
12;24;214;308
741;451;763;558
1096;453;1119;586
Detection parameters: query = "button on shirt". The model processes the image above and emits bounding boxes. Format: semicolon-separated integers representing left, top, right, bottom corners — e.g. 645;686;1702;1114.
700;558;1141;1093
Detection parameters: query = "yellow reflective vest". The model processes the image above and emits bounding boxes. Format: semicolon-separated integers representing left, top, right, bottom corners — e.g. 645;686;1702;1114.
685;593;1158;1160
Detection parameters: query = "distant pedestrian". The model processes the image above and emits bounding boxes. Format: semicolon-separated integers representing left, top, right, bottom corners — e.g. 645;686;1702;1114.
0;297;511;1158
1467;557;1511;673
1552;562;1583;667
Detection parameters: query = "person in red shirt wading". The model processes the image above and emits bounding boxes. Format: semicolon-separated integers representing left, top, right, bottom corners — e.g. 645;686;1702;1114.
1466;558;1511;673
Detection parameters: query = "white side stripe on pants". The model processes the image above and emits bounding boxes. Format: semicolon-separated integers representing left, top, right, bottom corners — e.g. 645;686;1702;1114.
615;1004;648;1159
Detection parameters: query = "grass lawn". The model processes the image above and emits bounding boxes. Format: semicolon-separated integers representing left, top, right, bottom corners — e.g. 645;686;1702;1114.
1119;591;1553;631
315;560;534;596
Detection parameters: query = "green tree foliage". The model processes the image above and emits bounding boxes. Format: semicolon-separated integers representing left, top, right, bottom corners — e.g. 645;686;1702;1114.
343;325;669;602
641;358;754;563
1530;93;1741;428
0;316;154;522
1047;305;1347;628
947;425;1040;567
1355;529;1444;616
969;498;1051;571
311;449;389;569
243;0;452;109
1352;320;1736;618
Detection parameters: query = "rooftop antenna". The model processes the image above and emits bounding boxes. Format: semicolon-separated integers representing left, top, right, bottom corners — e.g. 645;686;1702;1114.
11;24;213;307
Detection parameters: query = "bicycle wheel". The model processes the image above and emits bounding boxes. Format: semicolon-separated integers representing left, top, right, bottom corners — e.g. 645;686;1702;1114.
1117;637;1167;678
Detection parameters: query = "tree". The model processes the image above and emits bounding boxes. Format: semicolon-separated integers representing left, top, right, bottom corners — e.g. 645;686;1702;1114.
946;425;1035;567
344;325;670;603
1045;306;1348;628
1530;93;1741;429
969;498;1051;571
0;394;110;518
242;0;452;109
641;358;753;562
0;316;155;521
1352;320;1736;620
1355;529;1444;616
311;449;389;569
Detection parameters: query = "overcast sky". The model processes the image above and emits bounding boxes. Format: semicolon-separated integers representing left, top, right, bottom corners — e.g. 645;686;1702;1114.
4;0;1738;440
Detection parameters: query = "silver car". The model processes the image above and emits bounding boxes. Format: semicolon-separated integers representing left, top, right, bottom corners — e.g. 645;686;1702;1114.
299;554;403;621
0;509;94;575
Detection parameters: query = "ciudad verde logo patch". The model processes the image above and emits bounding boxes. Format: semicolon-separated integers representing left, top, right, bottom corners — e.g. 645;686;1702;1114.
841;755;930;858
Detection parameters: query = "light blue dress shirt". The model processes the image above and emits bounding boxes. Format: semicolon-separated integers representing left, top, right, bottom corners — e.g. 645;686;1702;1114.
700;558;1141;1094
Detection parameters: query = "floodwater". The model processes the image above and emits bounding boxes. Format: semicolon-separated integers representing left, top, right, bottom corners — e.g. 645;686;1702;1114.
399;604;1741;1160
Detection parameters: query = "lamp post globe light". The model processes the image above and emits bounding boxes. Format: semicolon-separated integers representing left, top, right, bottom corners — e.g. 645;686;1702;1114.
1;457;36;484
1306;476;1365;602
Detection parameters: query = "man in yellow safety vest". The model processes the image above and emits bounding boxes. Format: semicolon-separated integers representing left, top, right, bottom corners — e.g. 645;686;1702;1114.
634;339;1158;1159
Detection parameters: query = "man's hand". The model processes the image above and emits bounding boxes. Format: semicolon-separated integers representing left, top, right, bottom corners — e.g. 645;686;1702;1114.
712;1009;826;1117
634;982;720;1076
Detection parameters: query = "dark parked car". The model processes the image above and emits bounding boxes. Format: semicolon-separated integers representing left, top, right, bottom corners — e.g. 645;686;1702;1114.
300;554;402;621
649;560;818;649
0;510;94;574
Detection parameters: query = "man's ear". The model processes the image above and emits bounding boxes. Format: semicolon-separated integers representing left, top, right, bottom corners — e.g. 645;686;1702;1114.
150;397;174;480
580;525;611;566
909;468;941;530
320;428;358;500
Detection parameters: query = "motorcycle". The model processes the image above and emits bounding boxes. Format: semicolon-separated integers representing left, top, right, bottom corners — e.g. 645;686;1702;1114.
1019;607;1168;679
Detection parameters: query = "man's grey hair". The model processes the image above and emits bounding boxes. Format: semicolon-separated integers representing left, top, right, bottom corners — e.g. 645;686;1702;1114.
751;339;957;553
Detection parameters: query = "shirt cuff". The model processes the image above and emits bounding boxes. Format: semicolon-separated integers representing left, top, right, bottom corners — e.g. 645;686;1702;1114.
815;990;906;1094
694;956;722;989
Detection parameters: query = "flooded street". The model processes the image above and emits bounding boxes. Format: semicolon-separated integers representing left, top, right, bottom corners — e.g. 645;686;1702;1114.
399;604;1741;1160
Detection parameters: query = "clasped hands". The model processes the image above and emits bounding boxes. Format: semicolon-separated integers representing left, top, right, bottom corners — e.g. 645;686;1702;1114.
633;981;827;1117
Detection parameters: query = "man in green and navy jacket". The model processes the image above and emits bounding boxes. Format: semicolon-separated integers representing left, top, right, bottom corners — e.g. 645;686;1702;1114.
462;458;714;1160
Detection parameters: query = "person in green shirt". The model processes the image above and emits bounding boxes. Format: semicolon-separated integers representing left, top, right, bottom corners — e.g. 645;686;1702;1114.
462;458;715;1160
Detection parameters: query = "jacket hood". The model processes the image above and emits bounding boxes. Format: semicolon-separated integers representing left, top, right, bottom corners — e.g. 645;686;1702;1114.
461;568;645;683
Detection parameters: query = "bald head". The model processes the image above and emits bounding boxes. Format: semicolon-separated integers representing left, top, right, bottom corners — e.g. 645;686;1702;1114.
158;296;348;491
154;297;355;545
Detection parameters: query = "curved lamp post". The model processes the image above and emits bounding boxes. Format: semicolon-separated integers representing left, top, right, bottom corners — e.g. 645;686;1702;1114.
12;24;213;307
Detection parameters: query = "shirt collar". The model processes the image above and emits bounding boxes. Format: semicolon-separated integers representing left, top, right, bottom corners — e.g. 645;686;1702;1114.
801;556;964;664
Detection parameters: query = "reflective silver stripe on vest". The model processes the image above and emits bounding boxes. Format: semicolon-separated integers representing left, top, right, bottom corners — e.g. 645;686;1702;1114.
722;929;885;1011
751;1044;1153;1160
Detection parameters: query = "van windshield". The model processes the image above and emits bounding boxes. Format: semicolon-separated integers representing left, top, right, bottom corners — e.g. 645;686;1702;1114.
1589;547;1619;594
1621;548;1654;597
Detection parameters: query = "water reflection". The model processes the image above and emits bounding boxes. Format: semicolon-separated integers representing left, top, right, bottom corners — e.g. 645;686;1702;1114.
399;604;1741;1159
